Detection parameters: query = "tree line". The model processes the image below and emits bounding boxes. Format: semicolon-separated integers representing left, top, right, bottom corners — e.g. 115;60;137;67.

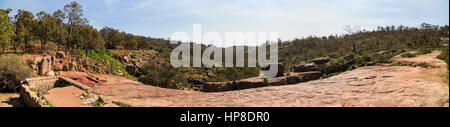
277;23;449;66
0;1;171;55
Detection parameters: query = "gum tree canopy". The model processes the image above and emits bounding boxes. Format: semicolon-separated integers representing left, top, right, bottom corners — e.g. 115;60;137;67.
0;9;14;54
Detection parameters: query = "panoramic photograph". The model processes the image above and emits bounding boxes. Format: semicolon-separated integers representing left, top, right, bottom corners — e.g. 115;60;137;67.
0;0;448;112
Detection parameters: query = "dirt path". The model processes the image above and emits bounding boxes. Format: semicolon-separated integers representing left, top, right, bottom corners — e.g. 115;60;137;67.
94;50;448;107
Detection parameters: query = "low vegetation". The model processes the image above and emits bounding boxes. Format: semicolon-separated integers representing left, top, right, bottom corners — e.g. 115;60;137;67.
437;47;449;70
139;62;187;89
77;49;136;80
0;55;35;91
401;49;432;58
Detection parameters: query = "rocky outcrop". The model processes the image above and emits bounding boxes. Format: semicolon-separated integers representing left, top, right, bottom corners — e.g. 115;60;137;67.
291;56;353;74
261;62;285;77
312;57;331;64
292;63;317;72
56;51;66;59
203;82;233;92
235;80;264;90
38;55;53;75
125;64;139;76
187;78;206;85
266;77;288;86
112;50;158;77
286;71;322;84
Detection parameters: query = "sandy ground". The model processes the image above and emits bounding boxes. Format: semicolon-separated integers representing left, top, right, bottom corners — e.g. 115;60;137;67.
92;51;448;107
0;93;23;107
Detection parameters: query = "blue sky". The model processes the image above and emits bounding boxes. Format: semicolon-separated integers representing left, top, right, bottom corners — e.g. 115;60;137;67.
1;0;449;45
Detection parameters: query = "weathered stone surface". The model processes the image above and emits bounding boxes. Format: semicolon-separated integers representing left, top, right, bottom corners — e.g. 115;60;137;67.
63;62;77;71
56;51;65;59
267;77;288;86
82;94;99;105
235;77;269;90
46;71;55;76
292;63;317;72
203;82;233;92
125;64;138;76
38;56;52;75
134;61;143;69
235;80;255;90
261;62;285;77
286;71;322;84
123;55;131;63
187;78;206;85
312;57;331;64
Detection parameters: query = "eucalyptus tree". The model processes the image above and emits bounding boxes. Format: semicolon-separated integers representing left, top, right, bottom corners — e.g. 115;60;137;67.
0;9;14;54
14;9;35;52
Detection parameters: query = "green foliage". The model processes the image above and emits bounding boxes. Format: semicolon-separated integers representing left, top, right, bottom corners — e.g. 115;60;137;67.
402;49;432;58
0;55;35;91
139;62;186;89
92;97;104;107
77;25;105;52
417;62;429;68
64;1;88;35
77;49;135;80
0;9;14;54
100;27;123;49
279;24;448;69
437;48;449;70
13;10;35;52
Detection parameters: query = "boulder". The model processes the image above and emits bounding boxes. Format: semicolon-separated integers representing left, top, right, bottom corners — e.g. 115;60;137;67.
82;94;99;105
235;78;267;90
235;80;254;90
46;71;55;76
301;71;323;81
63;62;77;71
286;71;322;84
286;73;302;84
292;63;317;72
187;78;206;85
134;62;143;69
123;55;131;63
53;65;64;71
38;56;52;75
56;51;65;59
125;64;138;76
261;62;285;77
203;82;233;92
312;57;331;64
266;77;288;86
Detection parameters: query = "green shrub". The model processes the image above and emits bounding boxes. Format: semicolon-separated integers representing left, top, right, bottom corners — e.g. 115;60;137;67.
418;62;429;68
139;62;186;89
92;97;104;107
437;49;449;70
0;55;35;91
402;49;432;58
